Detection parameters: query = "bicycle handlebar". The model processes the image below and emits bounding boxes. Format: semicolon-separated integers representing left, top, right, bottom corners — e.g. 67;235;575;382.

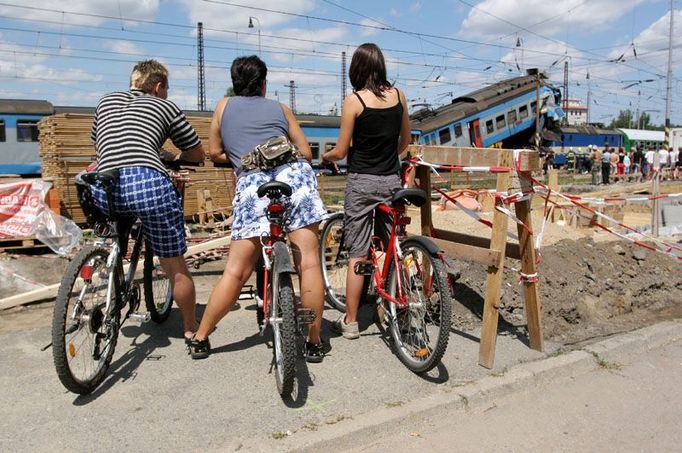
162;159;205;172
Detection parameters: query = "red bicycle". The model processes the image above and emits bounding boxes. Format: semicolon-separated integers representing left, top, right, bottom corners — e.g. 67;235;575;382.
250;180;316;398
320;162;453;373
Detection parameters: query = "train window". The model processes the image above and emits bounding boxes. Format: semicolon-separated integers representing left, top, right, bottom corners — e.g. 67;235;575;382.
485;119;494;134
454;123;462;137
0;120;5;142
495;115;506;129
530;101;537;114
507;110;517;124
519;105;529;119
438;127;451;144
16;120;39;142
309;142;320;159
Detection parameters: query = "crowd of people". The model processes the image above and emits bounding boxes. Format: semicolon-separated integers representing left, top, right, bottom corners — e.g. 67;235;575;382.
543;144;682;184
89;43;408;363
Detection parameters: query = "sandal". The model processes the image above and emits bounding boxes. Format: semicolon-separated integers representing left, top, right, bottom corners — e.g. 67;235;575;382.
187;336;211;360
304;341;326;363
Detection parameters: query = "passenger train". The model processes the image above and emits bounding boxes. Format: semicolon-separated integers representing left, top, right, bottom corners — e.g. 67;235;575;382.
410;74;565;148
0;100;343;175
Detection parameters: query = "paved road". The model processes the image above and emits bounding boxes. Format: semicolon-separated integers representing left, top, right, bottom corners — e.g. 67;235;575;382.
0;259;548;452
346;333;682;453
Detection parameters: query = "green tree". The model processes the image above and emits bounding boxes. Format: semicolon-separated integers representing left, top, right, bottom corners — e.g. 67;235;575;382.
225;86;235;96
608;109;635;128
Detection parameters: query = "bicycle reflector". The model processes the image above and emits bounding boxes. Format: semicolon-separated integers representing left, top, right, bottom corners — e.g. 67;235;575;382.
80;264;93;280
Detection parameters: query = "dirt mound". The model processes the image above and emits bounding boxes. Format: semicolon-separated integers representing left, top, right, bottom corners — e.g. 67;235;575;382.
452;237;682;345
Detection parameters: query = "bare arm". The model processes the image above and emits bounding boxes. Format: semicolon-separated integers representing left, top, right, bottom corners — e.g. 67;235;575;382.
179;143;205;163
208;97;231;164
397;88;412;156
282;104;312;161
322;95;360;162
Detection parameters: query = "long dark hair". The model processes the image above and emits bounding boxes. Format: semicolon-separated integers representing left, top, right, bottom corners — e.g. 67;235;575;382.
348;43;391;99
231;55;267;97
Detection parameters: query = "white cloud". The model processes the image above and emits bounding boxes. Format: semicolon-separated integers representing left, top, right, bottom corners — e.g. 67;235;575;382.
177;0;316;37
0;0;160;27
105;40;146;57
410;2;423;13
460;0;648;39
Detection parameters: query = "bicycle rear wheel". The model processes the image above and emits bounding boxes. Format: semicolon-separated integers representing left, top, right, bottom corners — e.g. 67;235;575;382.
269;262;297;398
320;213;349;312
385;239;452;373
143;240;173;323
52;246;120;394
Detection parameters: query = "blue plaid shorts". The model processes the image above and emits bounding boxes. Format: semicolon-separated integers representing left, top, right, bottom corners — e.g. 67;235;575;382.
232;161;328;240
91;167;186;257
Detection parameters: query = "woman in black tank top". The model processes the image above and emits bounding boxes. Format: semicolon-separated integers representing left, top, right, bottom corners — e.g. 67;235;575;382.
321;43;411;335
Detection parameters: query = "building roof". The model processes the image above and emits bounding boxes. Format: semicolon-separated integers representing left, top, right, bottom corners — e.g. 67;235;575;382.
617;128;665;141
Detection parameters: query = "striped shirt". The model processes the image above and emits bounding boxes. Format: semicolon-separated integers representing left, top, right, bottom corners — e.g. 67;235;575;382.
91;89;201;174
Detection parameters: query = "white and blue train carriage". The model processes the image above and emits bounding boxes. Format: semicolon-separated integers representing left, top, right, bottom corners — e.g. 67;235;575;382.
0;99;55;175
411;74;564;149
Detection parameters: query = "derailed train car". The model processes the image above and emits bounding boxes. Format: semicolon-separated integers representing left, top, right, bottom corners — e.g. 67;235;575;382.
410;73;565;149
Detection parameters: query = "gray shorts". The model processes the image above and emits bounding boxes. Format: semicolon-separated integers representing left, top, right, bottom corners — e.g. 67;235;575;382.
343;173;401;258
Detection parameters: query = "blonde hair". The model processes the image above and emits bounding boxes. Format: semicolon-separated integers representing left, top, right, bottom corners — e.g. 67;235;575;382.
129;59;168;93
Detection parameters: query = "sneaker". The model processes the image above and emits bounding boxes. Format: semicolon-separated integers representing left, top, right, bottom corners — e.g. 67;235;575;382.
304;341;326;363
187;336;211;360
331;316;360;339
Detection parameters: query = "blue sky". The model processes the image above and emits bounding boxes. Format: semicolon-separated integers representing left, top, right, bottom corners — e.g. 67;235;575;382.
0;0;680;126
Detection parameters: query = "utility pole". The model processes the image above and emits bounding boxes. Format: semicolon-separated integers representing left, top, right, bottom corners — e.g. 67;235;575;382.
197;22;206;111
586;70;591;124
664;0;674;149
341;51;347;108
286;80;297;113
562;61;569;125
527;68;541;149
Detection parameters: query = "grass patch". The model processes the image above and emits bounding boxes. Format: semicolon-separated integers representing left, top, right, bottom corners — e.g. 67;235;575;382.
385;400;405;408
590;352;623;370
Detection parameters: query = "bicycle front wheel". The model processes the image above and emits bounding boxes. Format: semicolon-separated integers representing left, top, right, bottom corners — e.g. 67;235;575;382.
320;213;348;312
143;241;173;323
52;246;120;394
269;264;297;398
385;239;452;373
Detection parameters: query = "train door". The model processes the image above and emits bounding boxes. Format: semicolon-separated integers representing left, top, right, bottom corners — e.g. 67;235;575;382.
468;120;483;147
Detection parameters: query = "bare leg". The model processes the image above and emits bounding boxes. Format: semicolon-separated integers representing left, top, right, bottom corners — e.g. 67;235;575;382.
159;256;197;339
289;223;324;344
194;238;260;341
344;257;366;324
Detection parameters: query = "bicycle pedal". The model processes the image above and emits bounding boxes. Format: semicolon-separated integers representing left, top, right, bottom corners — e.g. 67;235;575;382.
297;308;316;324
353;260;374;276
128;312;151;323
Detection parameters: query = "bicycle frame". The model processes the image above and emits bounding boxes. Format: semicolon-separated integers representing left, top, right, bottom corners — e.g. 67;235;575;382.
259;197;289;329
364;201;413;308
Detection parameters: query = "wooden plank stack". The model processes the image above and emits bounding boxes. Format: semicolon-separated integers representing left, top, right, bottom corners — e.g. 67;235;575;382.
39;113;235;225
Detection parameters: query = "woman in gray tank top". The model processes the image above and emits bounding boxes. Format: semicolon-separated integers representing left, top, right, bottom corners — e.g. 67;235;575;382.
321;43;412;340
189;56;329;362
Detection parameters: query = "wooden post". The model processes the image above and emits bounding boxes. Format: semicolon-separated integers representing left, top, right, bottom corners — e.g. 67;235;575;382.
197;190;206;225
479;150;512;368
416;165;433;236
514;173;543;352
204;189;215;228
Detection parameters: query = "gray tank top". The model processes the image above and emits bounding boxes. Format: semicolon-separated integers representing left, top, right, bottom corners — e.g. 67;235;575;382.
220;96;289;175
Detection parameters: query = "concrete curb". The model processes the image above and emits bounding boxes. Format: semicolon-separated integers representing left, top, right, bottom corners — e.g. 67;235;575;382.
248;320;682;452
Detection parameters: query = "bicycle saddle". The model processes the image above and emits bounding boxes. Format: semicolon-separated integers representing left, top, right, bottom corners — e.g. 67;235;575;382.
78;169;118;189
391;188;427;207
257;181;293;198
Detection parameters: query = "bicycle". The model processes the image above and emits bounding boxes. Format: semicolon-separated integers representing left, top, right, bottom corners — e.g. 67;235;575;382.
248;180;316;398
51;161;196;394
319;163;453;373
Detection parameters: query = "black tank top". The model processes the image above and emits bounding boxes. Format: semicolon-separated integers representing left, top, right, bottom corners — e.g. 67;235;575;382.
348;89;402;175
